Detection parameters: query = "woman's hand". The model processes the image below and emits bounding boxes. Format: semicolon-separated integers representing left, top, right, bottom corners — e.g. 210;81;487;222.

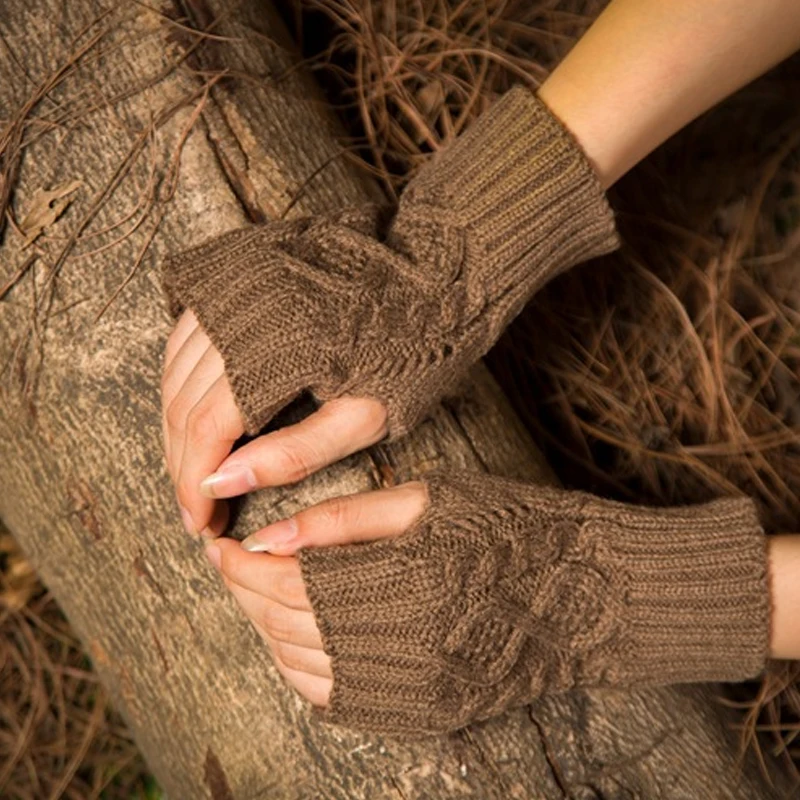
204;470;775;736
161;309;389;536
202;481;429;706
159;89;619;535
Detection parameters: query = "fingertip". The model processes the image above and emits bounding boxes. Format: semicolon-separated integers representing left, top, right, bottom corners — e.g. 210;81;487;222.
241;517;300;555
204;534;242;576
209;535;238;559
199;463;257;499
204;542;221;570
200;500;229;539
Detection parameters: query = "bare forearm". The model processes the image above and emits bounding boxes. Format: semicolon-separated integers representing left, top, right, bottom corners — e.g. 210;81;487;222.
539;0;800;187
768;535;800;659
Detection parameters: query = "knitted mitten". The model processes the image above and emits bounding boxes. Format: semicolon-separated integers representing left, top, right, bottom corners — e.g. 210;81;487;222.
162;85;619;439
297;470;769;736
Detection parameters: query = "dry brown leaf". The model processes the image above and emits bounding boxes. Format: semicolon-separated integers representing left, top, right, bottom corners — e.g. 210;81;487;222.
19;179;83;247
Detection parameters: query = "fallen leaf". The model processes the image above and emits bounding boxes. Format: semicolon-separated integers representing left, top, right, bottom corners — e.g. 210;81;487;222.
20;179;83;247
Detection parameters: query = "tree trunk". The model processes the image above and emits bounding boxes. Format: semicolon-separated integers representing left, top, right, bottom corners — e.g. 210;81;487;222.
0;0;789;796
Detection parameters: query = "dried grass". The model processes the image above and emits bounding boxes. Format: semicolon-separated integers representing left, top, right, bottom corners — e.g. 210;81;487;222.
1;526;152;797
289;0;800;783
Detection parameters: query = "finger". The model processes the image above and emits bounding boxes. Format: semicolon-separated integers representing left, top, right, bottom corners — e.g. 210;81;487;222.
261;631;332;679
209;538;311;610
162;321;208;480
164;343;220;484
166;344;227;488
162;324;212;413
220;575;325;650
199;396;388;499
164;309;199;368
270;653;332;708
176;375;244;534
240;481;429;556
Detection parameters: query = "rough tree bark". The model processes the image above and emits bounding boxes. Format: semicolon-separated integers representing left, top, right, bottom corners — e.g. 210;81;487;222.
0;0;790;797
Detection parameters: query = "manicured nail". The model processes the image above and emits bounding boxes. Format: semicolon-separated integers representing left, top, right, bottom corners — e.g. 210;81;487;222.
199;463;257;499
205;543;221;570
241;518;299;554
179;505;196;535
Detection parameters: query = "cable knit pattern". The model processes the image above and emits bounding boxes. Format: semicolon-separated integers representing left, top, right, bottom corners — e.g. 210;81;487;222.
297;471;770;736
161;86;620;439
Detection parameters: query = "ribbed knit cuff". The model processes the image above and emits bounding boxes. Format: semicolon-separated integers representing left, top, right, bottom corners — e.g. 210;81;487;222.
394;84;620;322
583;494;770;685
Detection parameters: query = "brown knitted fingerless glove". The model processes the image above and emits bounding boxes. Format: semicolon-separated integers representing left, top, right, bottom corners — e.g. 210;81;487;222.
162;86;620;438
297;471;770;736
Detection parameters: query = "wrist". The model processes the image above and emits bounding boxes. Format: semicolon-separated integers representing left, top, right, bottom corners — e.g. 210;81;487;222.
768;535;800;659
535;0;800;190
536;75;624;190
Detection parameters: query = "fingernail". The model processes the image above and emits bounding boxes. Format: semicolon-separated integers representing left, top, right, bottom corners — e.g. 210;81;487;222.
199;463;257;499
200;527;218;539
180;505;196;535
205;543;221;570
241;518;299;554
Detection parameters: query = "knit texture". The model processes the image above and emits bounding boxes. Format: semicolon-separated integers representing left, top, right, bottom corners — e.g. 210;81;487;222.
298;470;770;736
162;86;620;439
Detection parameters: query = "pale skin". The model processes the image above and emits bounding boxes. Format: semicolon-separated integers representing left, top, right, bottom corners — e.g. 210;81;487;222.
161;0;800;708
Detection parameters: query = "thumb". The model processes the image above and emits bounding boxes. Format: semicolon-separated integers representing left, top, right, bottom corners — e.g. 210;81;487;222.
240;481;428;556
